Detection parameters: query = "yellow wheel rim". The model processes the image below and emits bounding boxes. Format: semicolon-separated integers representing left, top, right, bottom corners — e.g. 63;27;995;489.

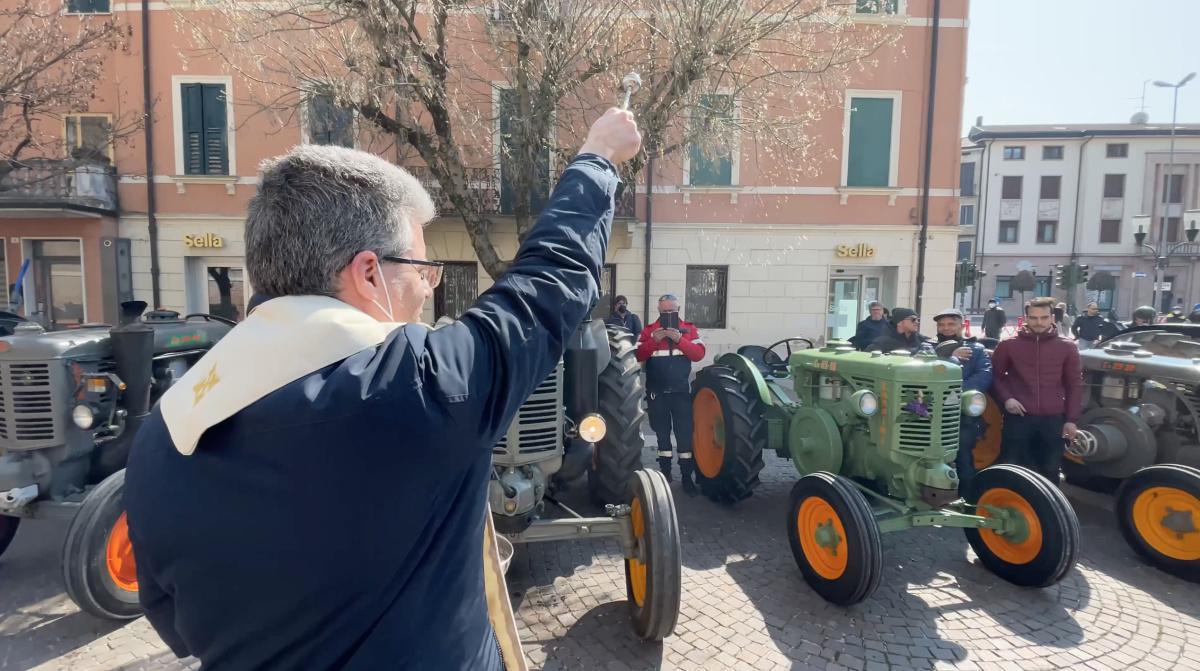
976;487;1043;565
1132;486;1200;561
626;497;648;607
105;512;139;592
693;388;725;479
796;496;847;580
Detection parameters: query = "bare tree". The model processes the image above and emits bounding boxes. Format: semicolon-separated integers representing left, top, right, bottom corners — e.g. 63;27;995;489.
0;1;132;192
181;0;894;278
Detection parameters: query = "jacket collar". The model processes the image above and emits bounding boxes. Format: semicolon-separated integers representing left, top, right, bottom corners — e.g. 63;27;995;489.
1017;324;1061;341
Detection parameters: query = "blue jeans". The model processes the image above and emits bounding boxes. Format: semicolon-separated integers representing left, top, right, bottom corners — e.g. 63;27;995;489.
956;416;983;497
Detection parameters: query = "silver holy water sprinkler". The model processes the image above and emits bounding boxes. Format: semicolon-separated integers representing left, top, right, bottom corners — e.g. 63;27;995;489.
621;72;642;110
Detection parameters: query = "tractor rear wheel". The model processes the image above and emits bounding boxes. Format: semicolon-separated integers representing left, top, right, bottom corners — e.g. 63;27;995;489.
787;472;882;605
972;393;1004;470
965;464;1078;588
624;470;681;641
0;515;18;559
1116;464;1200;581
589;327;647;506
62;470;142;620
691;366;765;504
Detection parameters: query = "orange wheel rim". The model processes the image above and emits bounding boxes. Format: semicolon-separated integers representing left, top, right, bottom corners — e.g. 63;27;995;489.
974;396;1003;470
626;497;648;607
693;388;725;479
1132;486;1200;561
976;487;1043;565
796;496;848;580
105;512;139;592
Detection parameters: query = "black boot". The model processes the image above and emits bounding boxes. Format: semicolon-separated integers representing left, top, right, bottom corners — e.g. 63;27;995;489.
680;459;698;496
657;457;673;483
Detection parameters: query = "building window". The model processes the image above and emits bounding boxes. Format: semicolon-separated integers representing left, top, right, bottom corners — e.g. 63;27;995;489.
1163;174;1185;204
957;240;972;261
1034;276;1052;296
1040;176;1061;200
434;262;478;320
1043;146;1064;160
66;0;110;13
1106;143;1128;158
206;267;246;322
64;114;113;161
591;264;617;320
1103;174;1125;198
685;265;728;329
181;83;229;175
1037;220;1058;244
959;204;975;227
999;221;1019;243
1001;176;1022;199
1164;216;1182;242
995;276;1013;299
845;94;897;187
307;94;354;148
1002;146;1025;160
959;161;976;197
497;88;551;215
688;94;735;187
855;0;898;13
1100;219;1121;243
29;240;85;328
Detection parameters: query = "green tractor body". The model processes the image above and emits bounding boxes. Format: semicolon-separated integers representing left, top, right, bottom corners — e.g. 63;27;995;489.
692;338;1078;605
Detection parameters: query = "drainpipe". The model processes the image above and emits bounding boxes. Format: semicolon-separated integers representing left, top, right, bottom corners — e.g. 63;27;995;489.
913;0;941;316
1067;135;1093;313
141;0;161;308
973;139;992;312
642;155;655;320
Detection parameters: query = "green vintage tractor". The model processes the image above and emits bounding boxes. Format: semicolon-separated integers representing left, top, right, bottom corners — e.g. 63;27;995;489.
691;339;1079;605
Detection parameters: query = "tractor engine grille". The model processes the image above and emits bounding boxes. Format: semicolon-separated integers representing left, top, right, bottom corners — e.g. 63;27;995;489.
0;361;60;448
492;363;563;461
896;383;961;457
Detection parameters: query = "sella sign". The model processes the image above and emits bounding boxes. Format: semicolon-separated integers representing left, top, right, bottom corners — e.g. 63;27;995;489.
184;234;225;249
835;243;875;258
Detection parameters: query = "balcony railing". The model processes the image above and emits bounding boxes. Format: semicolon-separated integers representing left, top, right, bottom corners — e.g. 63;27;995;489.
407;164;635;219
0;159;118;214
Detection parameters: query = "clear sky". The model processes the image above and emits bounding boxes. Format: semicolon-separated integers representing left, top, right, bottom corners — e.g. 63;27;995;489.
962;0;1199;135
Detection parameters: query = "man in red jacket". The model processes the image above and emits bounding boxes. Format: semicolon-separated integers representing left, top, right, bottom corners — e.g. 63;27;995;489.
636;294;706;494
991;297;1082;484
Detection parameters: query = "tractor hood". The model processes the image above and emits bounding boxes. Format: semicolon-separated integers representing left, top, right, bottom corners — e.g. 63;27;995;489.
0;323;113;361
1081;327;1200;385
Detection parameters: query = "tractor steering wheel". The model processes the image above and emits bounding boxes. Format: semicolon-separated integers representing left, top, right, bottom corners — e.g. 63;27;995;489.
762;337;815;375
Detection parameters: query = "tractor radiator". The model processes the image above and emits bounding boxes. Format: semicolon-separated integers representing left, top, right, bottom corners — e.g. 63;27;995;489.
896;383;961;457
0;361;61;449
492;362;564;464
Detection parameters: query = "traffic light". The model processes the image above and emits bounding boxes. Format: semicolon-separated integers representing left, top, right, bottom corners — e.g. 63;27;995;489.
1078;264;1090;285
1054;264;1067;289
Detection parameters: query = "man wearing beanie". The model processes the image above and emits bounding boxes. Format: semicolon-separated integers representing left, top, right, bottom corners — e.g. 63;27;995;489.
867;307;933;354
604;294;642;335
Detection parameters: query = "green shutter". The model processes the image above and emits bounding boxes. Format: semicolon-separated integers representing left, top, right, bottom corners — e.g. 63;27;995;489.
182;84;205;175
689;95;733;187
846;97;894;187
497;88;549;215
201;85;229;175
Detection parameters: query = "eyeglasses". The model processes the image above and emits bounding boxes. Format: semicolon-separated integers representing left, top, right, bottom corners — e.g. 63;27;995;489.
381;256;444;289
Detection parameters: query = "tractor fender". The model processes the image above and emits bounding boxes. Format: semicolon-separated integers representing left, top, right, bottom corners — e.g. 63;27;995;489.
712;353;774;409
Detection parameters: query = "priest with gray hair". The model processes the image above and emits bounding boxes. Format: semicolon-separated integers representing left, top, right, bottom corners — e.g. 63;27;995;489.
124;108;642;670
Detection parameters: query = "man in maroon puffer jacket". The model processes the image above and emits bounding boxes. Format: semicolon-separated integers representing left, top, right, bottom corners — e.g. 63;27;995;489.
991;297;1083;483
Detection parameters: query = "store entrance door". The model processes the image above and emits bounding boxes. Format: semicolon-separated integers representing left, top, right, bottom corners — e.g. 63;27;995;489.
186;257;250;322
827;267;893;343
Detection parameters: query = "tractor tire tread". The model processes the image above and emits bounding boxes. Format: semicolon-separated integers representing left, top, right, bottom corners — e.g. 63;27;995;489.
590;328;647;506
692;365;766;505
1115;463;1200;581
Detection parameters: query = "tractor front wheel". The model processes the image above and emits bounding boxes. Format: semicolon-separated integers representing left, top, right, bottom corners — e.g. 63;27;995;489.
1116;464;1200;581
0;515;18;559
624;470;681;641
62;470;142;620
965;464;1078;588
787;472;882;605
589;327;647;506
691;366;765;504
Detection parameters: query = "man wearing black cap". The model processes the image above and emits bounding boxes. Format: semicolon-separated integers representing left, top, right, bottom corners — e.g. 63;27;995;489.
866;307;932;354
604;294;642;335
934;308;993;493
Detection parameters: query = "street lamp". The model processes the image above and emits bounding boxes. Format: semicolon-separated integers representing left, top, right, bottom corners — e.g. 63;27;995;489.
1149;72;1195;310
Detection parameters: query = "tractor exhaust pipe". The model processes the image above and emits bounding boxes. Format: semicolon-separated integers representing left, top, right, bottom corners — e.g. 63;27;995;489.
94;318;156;477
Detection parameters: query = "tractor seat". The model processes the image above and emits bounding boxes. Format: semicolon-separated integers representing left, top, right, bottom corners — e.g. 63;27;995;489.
737;345;787;377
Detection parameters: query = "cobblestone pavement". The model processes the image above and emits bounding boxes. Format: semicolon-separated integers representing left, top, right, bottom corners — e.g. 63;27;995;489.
3;451;1199;670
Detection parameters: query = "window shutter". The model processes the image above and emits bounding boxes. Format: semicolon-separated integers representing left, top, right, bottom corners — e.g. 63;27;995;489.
689;95;733;187
201;85;229;175
181;84;205;175
846;97;893;187
497;89;549;215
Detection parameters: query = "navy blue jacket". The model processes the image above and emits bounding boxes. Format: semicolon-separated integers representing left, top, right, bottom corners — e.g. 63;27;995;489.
124;155;619;670
938;337;993;392
850;317;888;350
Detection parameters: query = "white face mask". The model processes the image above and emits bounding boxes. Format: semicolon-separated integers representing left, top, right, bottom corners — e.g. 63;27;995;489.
369;264;397;322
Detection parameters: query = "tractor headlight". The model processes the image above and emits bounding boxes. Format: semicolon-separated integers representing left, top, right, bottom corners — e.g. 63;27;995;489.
961;390;987;417
851;390;879;417
72;403;97;430
578;413;607;443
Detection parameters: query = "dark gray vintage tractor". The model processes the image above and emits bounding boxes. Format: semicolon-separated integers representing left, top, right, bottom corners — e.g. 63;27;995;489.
0;302;232;619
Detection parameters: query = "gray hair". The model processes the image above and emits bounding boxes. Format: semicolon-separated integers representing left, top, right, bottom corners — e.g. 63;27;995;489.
245;145;436;297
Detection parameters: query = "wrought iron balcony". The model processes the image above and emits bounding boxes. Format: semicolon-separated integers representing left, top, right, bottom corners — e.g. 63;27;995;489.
406;164;635;219
0;159;118;215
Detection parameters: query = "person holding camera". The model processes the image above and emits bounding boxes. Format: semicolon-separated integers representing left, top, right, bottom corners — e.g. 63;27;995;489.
636;294;705;495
